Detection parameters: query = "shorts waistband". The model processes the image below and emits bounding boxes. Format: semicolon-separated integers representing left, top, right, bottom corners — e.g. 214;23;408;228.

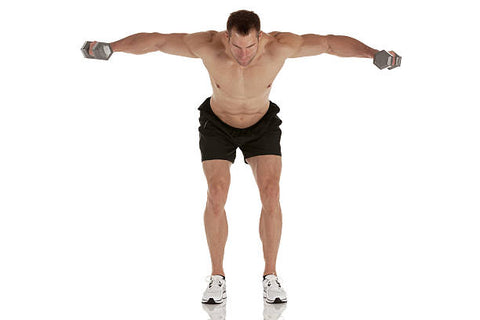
198;97;280;132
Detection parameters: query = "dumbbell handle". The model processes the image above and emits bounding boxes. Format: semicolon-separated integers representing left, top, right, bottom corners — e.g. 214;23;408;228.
388;51;401;70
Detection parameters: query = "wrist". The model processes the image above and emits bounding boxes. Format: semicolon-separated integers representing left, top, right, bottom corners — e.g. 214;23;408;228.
110;41;118;53
369;48;380;59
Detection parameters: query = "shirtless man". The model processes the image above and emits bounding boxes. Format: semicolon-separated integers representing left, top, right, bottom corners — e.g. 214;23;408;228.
84;10;396;304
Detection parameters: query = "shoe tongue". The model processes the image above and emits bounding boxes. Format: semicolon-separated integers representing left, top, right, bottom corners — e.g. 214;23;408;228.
264;274;277;281
211;275;225;280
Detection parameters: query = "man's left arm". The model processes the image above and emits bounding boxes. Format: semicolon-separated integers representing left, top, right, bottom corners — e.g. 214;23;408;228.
323;34;379;58
274;32;379;58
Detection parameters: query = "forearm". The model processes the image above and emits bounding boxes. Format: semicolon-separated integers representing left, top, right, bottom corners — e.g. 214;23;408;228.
110;32;165;55
327;35;379;58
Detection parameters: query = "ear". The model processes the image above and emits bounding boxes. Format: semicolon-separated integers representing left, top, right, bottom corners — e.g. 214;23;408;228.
224;31;230;40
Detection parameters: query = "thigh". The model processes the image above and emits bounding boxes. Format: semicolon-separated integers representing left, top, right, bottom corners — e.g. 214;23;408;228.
241;115;282;164
199;117;237;163
246;155;282;189
202;159;232;189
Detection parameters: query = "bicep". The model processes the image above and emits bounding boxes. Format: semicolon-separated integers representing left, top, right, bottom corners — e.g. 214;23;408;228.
271;32;329;59
155;31;215;58
290;34;330;58
157;33;198;58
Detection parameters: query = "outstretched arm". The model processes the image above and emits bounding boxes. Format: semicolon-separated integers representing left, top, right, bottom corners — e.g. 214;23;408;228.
107;31;216;58
272;32;379;59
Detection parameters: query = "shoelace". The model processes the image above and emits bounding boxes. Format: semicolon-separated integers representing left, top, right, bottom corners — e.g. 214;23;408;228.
265;276;284;289
204;275;224;288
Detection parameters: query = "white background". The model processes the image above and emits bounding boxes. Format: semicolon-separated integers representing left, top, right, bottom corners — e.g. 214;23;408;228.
1;0;479;319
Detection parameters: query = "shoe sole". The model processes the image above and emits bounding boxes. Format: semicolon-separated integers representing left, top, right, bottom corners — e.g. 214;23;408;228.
264;292;287;304
202;291;227;304
264;297;287;304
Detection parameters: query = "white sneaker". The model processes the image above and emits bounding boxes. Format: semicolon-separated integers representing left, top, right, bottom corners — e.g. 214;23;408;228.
202;275;227;304
263;274;288;304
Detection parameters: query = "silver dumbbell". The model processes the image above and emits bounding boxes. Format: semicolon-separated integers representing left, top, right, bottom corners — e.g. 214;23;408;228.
374;50;401;70
81;41;113;60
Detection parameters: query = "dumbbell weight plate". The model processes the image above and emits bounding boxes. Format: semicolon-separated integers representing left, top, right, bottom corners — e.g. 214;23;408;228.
92;42;113;60
81;41;94;59
373;50;392;70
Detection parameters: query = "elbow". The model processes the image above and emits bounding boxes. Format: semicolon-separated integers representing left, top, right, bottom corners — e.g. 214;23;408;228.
151;32;166;50
326;34;335;54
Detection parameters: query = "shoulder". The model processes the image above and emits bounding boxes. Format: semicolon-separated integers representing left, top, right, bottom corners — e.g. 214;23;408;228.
268;32;302;43
265;32;303;57
184;30;222;57
185;30;218;46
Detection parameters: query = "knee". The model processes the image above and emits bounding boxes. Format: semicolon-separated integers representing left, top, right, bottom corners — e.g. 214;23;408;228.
207;182;230;213
259;183;280;212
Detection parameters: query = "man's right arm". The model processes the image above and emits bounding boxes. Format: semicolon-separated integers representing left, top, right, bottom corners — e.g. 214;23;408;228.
107;31;216;58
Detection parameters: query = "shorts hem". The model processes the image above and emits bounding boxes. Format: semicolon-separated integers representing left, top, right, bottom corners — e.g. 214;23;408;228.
202;157;235;164
244;153;282;164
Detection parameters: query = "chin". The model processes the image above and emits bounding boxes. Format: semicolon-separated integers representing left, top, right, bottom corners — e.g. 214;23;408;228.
235;57;252;66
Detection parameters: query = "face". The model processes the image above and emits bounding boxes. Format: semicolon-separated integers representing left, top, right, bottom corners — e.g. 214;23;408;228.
226;29;262;66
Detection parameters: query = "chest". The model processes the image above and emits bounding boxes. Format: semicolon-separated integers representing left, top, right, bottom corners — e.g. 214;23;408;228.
203;53;285;96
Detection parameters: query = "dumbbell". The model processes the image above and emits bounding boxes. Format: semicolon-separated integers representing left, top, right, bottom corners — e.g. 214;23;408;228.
373;50;401;70
81;41;113;60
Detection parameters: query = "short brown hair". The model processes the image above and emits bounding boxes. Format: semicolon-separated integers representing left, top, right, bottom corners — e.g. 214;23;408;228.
227;10;261;36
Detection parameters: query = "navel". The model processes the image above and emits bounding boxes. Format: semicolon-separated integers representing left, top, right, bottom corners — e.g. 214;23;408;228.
267;83;272;88
216;83;221;88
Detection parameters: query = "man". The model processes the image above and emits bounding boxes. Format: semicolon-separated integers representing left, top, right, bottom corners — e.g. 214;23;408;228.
84;10;398;305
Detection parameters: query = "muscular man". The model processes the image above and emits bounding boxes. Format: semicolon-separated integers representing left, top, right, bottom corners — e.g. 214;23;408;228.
84;10;395;304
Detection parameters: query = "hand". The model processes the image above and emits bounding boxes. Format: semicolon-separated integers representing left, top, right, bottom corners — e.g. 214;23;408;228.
89;41;98;57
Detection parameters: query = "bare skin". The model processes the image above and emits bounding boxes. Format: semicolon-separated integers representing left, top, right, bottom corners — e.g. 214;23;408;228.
101;29;381;277
107;30;379;128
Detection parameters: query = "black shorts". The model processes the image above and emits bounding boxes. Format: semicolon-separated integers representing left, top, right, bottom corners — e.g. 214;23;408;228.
198;97;282;164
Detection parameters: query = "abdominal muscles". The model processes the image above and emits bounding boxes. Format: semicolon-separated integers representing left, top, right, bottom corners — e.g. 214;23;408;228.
210;83;273;129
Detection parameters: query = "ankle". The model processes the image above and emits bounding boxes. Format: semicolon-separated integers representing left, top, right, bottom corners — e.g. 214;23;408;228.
212;272;225;277
211;274;225;280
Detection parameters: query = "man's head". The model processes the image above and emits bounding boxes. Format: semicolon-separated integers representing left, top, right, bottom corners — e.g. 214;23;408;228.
226;10;262;66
